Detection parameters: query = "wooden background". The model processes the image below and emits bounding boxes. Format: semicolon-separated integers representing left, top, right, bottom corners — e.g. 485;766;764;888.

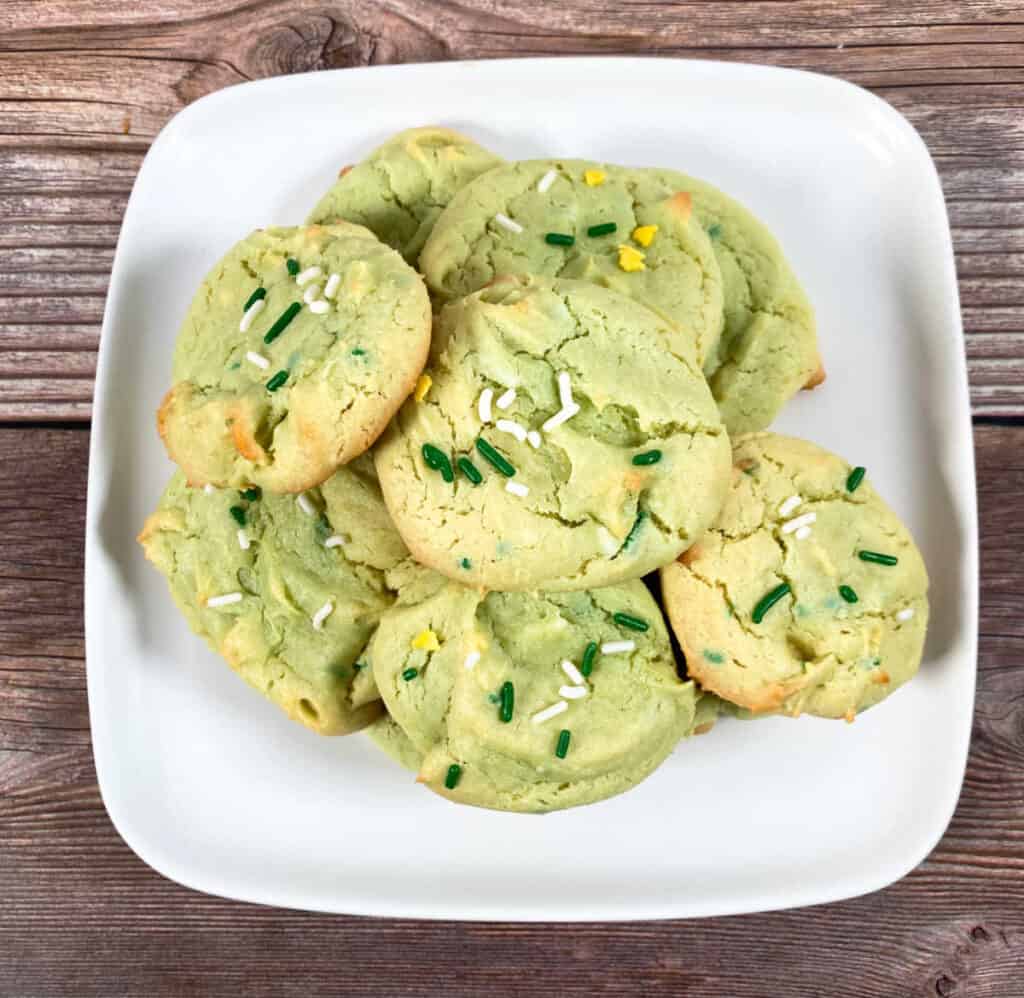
1;2;1023;995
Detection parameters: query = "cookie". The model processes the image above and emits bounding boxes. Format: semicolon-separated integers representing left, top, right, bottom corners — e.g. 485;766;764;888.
158;223;431;493
659;433;929;720
648;169;821;434
364;565;697;812
419;159;725;368
306;126;504;265
374;275;732;592
138;455;408;734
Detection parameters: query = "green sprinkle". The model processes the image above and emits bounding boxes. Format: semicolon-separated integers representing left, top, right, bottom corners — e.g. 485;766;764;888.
444;764;461;790
243;287;266;312
847;466;866;492
859;550;898;566
228;505;247;527
707;223;722;239
544;232;575;247
613;611;649;632
286;258;299;275
351;347;366;356
555;729;571;759
401;667;419;681
263;301;302;344
487;692;501;704
240;487;261;501
632;450;662;466
353;662;365;671
586;222;617;238
476;437;515;477
702;650;724;665
459;557;472;570
580;641;598;678
457;456;483;484
838;585;859;604
499;681;514;723
266;370;288;392
752;582;791;624
422;443;454;483
228;361;241;370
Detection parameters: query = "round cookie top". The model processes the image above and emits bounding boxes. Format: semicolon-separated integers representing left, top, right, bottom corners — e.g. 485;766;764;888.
158;223;431;493
648;169;821;434
419;159;724;369
137;455;408;735
306;126;504;265
659;433;929;720
365;565;697;812
373;275;732;592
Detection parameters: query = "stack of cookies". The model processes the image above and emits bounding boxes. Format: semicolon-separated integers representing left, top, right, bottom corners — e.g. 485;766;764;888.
140;128;929;813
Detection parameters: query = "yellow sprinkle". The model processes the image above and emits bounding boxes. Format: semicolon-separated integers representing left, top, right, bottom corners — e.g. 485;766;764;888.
414;373;432;402
412;629;440;652
583;169;606;187
617;244;646;273
632;224;658;248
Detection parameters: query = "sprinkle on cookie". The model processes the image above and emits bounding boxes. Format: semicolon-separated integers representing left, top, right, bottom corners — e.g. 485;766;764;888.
617;244;646;272
414;373;432;402
412;629;440;652
583;168;606;186
631;224;658;247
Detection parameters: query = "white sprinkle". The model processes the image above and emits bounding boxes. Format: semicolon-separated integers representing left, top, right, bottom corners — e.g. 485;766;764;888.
597;527;620;555
246;350;270;370
303;284;322;305
495;418;527;442
532;700;569;724
323;273;341;299
542;403;580;433
560;684;588;700
236;529;250;551
203;484;217;495
206;592;242;608
601;640;636;655
795;526;812;541
496;388;517;410
311;601;333;631
537;169;558;193
778;494;802;518
477;388;494;424
526;430;542;449
897;608;915;622
561;659;586;686
782;512;817;535
309;299;329;314
324;535;345;549
239;298;265;332
464;650;481;671
494;212;523;234
296;266;322;287
506;480;529;498
557;371;574;409
296;493;315;516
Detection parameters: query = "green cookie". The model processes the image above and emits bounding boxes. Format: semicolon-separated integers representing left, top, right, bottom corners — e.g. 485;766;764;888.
660;433;929;720
419;159;724;369
364;563;697;813
158;223;431;494
138;456;408;734
374;275;731;592
307;126;504;265
648;169;822;434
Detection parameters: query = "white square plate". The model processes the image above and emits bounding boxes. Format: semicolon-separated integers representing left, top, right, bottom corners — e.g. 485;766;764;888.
86;57;978;920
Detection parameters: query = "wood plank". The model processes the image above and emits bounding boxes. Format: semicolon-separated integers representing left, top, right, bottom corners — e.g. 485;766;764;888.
0;422;1020;995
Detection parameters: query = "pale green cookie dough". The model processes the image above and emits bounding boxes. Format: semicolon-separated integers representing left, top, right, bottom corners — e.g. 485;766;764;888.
158;223;431;494
307;126;504;265
648;169;821;434
365;714;423;772
365;566;697;813
659;433;929;720
419;159;725;368
138;456;408;735
374;275;732;592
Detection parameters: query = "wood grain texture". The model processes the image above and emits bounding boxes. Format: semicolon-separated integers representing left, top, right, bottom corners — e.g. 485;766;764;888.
0;0;1023;419
0;423;1021;997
